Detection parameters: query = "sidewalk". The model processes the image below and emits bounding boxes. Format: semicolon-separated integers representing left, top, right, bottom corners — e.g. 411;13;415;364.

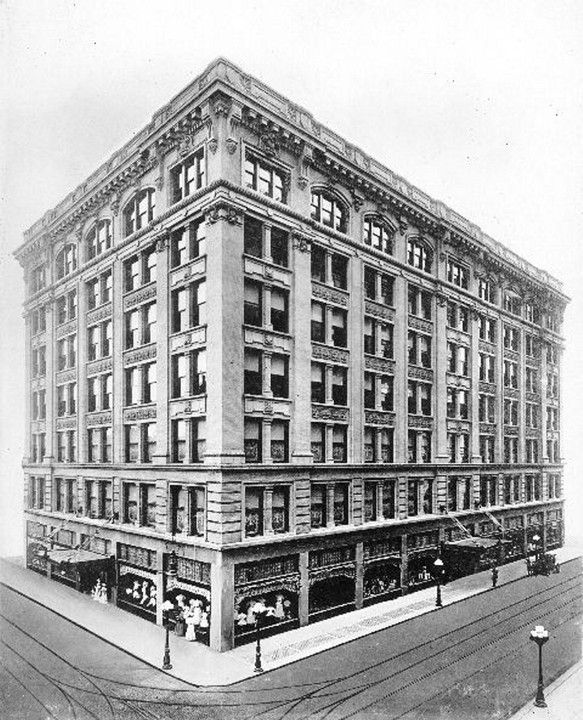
1;545;581;687
508;660;583;720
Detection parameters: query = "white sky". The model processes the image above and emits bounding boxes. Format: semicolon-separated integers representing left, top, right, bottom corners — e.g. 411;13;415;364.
1;0;582;554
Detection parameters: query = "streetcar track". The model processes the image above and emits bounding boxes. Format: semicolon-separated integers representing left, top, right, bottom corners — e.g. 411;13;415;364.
0;567;580;720
0;659;62;720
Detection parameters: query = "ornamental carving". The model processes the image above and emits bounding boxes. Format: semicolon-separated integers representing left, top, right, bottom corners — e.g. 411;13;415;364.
56;417;77;430
155;230;169;253
86;412;112;427
87;303;112;326
364;410;395;426
311;405;349;422
365;355;395;374
525;428;540;438
311;283;348;307
364;301;394;322
311;344;349;364
123;406;157;422
124;344;157;366
408;316;433;334
526;392;540;404
208;137;218;154
56;320;77;340
479;382;497;394
297;176;309;190
56;369;77;385
504;426;519;437
124;284;157;310
309;565;355;585
205;199;242;226
504;388;519;400
503;348;519;360
408;416;433;429
171;256;206;288
234;576;300;607
408;366;433;382
170;327;207;352
479;340;495;353
225;137;238;155
447;420;470;433
479;423;496;434
86;358;113;377
292;232;311;252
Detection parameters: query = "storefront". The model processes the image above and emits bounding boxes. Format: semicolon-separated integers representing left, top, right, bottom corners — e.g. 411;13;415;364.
546;509;563;550
234;554;300;646
26;521;48;576
116;543;158;622
165;554;212;645
443;536;501;578
363;536;401;605
502;517;525;562
308;546;356;622
406;532;439;591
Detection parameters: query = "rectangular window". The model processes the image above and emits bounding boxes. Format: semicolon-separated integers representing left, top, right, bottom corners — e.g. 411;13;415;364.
171;149;205;202
245;349;262;395
244;281;262;327
245;487;264;536
125;425;140;463
311;302;325;343
271;421;289;463
171;288;188;333
271;288;288;333
310;484;327;528
244;153;288;203
244;418;261;463
311;423;325;463
271;354;288;398
332;366;347;406
447;258;469;288
244;216;263;257
172;419;186;463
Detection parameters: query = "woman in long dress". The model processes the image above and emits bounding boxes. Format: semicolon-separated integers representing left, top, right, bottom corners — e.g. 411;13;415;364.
185;603;197;642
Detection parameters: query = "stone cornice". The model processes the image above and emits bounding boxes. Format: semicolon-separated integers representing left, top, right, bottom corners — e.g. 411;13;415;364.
15;57;566;306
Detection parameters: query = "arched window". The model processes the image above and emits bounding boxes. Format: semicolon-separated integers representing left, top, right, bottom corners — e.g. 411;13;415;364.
56;244;77;280
310;189;348;233
86;220;113;261
407;237;432;273
123;188;156;237
363;216;394;255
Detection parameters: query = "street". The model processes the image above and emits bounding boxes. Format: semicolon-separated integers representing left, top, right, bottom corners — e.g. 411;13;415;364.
1;558;581;720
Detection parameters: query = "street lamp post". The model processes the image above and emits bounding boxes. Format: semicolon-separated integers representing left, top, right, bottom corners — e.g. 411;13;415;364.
532;534;541;563
529;625;549;708
433;557;444;608
252;600;268;673
162;599;174;670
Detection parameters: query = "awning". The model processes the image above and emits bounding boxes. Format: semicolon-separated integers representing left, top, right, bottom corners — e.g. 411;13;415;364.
48;548;113;565
444;537;502;551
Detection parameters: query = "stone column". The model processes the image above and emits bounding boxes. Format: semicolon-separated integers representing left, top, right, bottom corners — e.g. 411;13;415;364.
325;365;334;404
298;550;310;626
153;232;170;463
264;487;274;534
262;419;273;465
77;280;87;462
263;223;273;264
350;254;363;463
540;341;549;461
326;482;335;527
355;541;364;609
44;301;54;461
262;352;273;397
435;299;449;462
263;285;273;331
210;553;235;651
112;256;125;463
470;311;481;462
325;424;334;464
393;275;407;463
518;327;526;464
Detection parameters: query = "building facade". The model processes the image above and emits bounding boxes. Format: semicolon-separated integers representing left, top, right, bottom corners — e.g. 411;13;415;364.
16;58;567;651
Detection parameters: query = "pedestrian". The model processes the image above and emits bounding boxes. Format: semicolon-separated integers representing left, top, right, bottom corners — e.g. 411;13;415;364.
491;565;498;588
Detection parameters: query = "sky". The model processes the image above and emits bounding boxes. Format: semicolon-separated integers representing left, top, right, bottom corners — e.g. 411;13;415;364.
1;0;582;555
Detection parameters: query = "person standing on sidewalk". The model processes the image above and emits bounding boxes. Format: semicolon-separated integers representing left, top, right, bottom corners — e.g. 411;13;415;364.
491;565;499;588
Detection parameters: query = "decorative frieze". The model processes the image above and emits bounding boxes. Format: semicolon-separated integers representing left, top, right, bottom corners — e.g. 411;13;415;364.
123;405;157;422
124;344;157;366
86;411;113;427
204;198;243;226
244;397;290;417
446;374;471;389
242;328;289;352
408;366;433;382
170;327;207;353
56;369;77;385
87;358;113;377
504;426;519;437
364;356;395;374
408;316;433;334
170;257;206;288
169;397;207;418
526;392;540;404
479;423;496;434
479;382;497;394
525;428;540;438
311;405;349;422
235;554;299;586
364;300;395;322
123;283;157;310
56;319;77;339
364;410;395;426
56;417;77;430
447;420;470;433
312;344;349;365
408;416;433;429
311;283;348;307
503;348;520;360
478;340;496;353
87;303;112;326
504;388;519;400
242;256;291;287
446;329;470;346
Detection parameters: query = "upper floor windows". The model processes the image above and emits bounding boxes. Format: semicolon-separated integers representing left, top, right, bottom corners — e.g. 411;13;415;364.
407;238;432;273
171;280;206;333
503;290;522;317
408;331;432;368
503;325;520;352
447;302;469;332
524;301;540;325
86;220;113;261
32;346;46;377
310;189;348;233
525;334;540;359
30;265;46;294
478;277;495;304
546;311;561;333
448;342;469;377
365;267;394;306
243;217;289;268
311;244;348;289
408;286;432;319
123;188;155;237
171;148;205;203
311;301;347;347
245;152;289;204
124;245;157;292
86;269;112;310
447;258;469;289
171;349;207;398
244;280;288;333
56;244;77;280
363;217;393;255
56;290;77;326
31;306;46;335
170;218;206;268
478;314;496;343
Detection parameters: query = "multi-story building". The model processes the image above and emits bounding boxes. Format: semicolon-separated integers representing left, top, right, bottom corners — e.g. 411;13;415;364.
16;58;567;651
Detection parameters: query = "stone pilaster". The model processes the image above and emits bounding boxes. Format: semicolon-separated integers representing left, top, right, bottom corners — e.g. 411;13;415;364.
112;258;125;463
153;232;169;463
434;299;449;462
393;275;407;463
350;255;363;463
210;553;234;652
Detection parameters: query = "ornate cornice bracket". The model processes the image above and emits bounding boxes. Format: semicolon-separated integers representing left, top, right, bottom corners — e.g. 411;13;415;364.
204;199;243;226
